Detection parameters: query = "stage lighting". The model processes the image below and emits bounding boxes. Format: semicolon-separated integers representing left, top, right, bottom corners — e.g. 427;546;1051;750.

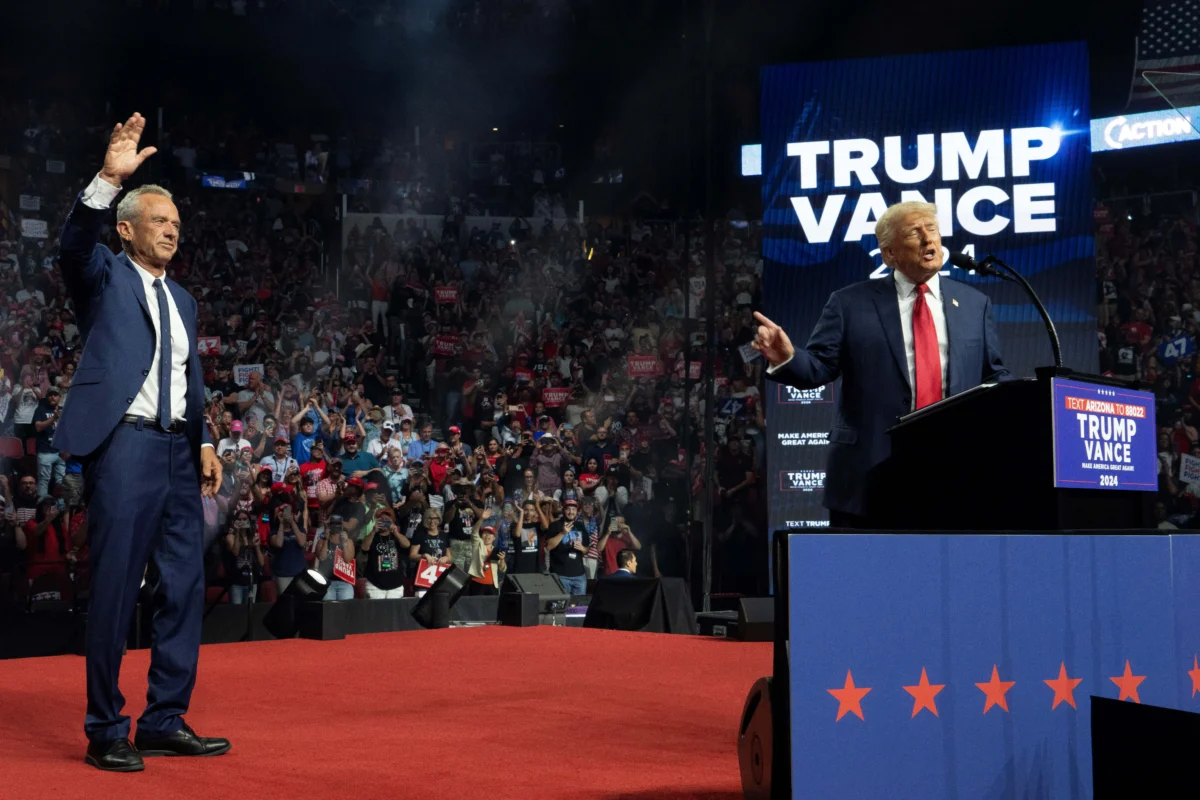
411;566;470;629
263;569;328;639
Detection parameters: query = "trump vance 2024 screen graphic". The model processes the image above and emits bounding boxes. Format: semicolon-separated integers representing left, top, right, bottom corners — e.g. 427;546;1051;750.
761;43;1098;531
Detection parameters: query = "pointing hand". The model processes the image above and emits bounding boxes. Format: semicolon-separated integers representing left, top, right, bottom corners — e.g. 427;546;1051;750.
752;312;795;367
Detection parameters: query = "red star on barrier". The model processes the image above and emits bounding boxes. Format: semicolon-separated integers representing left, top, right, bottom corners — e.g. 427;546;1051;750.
975;665;1015;714
1110;660;1146;703
828;670;871;722
1189;656;1200;699
1044;662;1083;710
903;667;945;718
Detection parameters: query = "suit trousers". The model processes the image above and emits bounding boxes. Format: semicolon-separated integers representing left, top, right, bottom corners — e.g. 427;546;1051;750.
83;421;204;743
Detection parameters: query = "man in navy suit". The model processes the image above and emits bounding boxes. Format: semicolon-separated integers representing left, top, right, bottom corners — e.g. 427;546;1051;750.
56;113;230;771
753;201;1009;528
610;549;638;578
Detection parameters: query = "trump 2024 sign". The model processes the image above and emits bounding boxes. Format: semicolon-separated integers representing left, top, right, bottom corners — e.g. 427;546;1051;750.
761;43;1097;530
1050;378;1157;491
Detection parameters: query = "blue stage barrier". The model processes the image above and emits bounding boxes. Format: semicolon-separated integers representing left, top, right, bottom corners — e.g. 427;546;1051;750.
786;532;1200;799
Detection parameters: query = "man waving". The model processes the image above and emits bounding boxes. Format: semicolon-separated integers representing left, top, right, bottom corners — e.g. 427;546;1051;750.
56;112;230;772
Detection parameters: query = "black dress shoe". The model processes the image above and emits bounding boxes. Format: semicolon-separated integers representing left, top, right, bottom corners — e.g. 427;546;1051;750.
134;722;231;757
85;738;145;772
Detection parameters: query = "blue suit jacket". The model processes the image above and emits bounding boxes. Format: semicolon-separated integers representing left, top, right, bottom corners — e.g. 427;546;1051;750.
53;193;211;466
766;276;1009;517
608;569;637;579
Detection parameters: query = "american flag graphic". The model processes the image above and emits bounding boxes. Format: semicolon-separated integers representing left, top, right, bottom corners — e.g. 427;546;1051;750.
1130;0;1200;106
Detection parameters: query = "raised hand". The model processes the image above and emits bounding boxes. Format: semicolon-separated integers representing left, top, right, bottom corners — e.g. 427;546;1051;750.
752;311;796;367
99;112;158;188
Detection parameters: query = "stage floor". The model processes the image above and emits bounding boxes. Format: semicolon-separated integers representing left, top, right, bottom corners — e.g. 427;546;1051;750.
0;626;769;799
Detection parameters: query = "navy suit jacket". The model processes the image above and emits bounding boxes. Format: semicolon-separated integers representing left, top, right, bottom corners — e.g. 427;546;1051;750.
766;276;1009;517
52;193;211;467
608;569;637;579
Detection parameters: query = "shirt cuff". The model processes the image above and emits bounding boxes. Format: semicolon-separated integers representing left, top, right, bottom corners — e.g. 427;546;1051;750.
81;174;122;210
766;353;794;374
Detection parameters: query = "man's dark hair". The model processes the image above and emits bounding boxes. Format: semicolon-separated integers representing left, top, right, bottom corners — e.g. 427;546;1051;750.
616;548;636;570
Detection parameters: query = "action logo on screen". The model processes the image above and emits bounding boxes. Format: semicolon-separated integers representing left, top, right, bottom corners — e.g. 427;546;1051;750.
761;43;1096;532
1051;379;1157;491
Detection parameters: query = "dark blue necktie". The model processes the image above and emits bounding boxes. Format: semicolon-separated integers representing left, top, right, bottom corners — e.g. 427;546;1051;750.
152;279;173;430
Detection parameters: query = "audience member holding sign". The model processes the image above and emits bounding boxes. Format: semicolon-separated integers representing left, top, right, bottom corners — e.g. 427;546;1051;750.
314;514;357;600
409;508;451;596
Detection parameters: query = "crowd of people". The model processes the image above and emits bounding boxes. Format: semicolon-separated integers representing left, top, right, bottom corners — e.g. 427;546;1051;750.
1094;192;1200;528
0;102;770;612
10;103;1200;616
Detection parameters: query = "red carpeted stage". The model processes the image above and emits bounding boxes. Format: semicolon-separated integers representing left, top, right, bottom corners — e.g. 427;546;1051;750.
0;627;768;799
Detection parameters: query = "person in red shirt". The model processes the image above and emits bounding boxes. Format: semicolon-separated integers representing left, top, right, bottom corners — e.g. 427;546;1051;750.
1119;308;1154;351
428;443;454;494
597;516;642;577
299;440;328;522
25;497;68;587
370;272;390;336
578;456;603;498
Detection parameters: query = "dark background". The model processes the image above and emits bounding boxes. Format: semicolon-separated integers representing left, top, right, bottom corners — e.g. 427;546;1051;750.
0;0;1162;216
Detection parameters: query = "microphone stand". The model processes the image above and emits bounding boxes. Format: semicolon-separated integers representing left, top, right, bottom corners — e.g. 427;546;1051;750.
980;254;1063;369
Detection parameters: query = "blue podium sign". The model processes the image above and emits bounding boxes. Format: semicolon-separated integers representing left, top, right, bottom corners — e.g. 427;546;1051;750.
787;533;1200;800
1050;378;1157;491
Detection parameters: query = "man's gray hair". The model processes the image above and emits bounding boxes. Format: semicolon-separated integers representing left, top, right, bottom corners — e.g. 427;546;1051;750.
116;184;174;225
875;201;937;250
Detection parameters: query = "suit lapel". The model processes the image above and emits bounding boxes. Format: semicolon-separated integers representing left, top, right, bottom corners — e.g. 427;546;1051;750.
872;277;909;387
942;279;963;394
122;254;153;322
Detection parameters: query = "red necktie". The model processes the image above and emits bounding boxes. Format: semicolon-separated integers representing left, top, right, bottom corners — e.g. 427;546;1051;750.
912;283;942;409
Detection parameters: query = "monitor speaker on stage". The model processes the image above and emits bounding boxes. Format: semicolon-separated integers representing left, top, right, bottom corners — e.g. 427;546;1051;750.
737;597;774;642
501;573;569;614
498;591;538;627
1091;696;1200;798
412;565;470;629
738;675;777;800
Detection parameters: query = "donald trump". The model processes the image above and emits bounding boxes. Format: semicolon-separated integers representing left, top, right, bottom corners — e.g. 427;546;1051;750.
752;201;1009;527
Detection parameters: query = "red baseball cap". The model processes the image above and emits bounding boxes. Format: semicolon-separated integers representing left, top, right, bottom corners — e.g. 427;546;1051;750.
270;482;288;494
343;432;357;442
448;425;461;434
365;482;379;491
347;477;365;488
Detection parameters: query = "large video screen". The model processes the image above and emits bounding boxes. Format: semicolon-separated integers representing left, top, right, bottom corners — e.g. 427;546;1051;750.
761;43;1097;531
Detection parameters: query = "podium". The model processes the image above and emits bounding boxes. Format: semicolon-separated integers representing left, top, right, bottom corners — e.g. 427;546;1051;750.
870;369;1155;530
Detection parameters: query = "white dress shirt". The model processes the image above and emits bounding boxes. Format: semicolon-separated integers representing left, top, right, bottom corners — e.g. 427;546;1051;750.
892;270;949;410
766;270;950;411
80;174;192;424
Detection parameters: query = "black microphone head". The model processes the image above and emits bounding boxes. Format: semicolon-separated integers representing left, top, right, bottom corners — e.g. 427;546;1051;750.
947;251;976;270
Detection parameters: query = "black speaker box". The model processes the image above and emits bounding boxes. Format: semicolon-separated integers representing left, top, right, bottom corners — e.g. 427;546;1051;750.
737;597;775;642
298;599;347;640
498;591;539;627
738;676;776;800
1092;696;1200;798
501;573;569;613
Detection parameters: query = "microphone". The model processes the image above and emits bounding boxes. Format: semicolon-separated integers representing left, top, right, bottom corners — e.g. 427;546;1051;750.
948;251;1064;369
947;251;1010;280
